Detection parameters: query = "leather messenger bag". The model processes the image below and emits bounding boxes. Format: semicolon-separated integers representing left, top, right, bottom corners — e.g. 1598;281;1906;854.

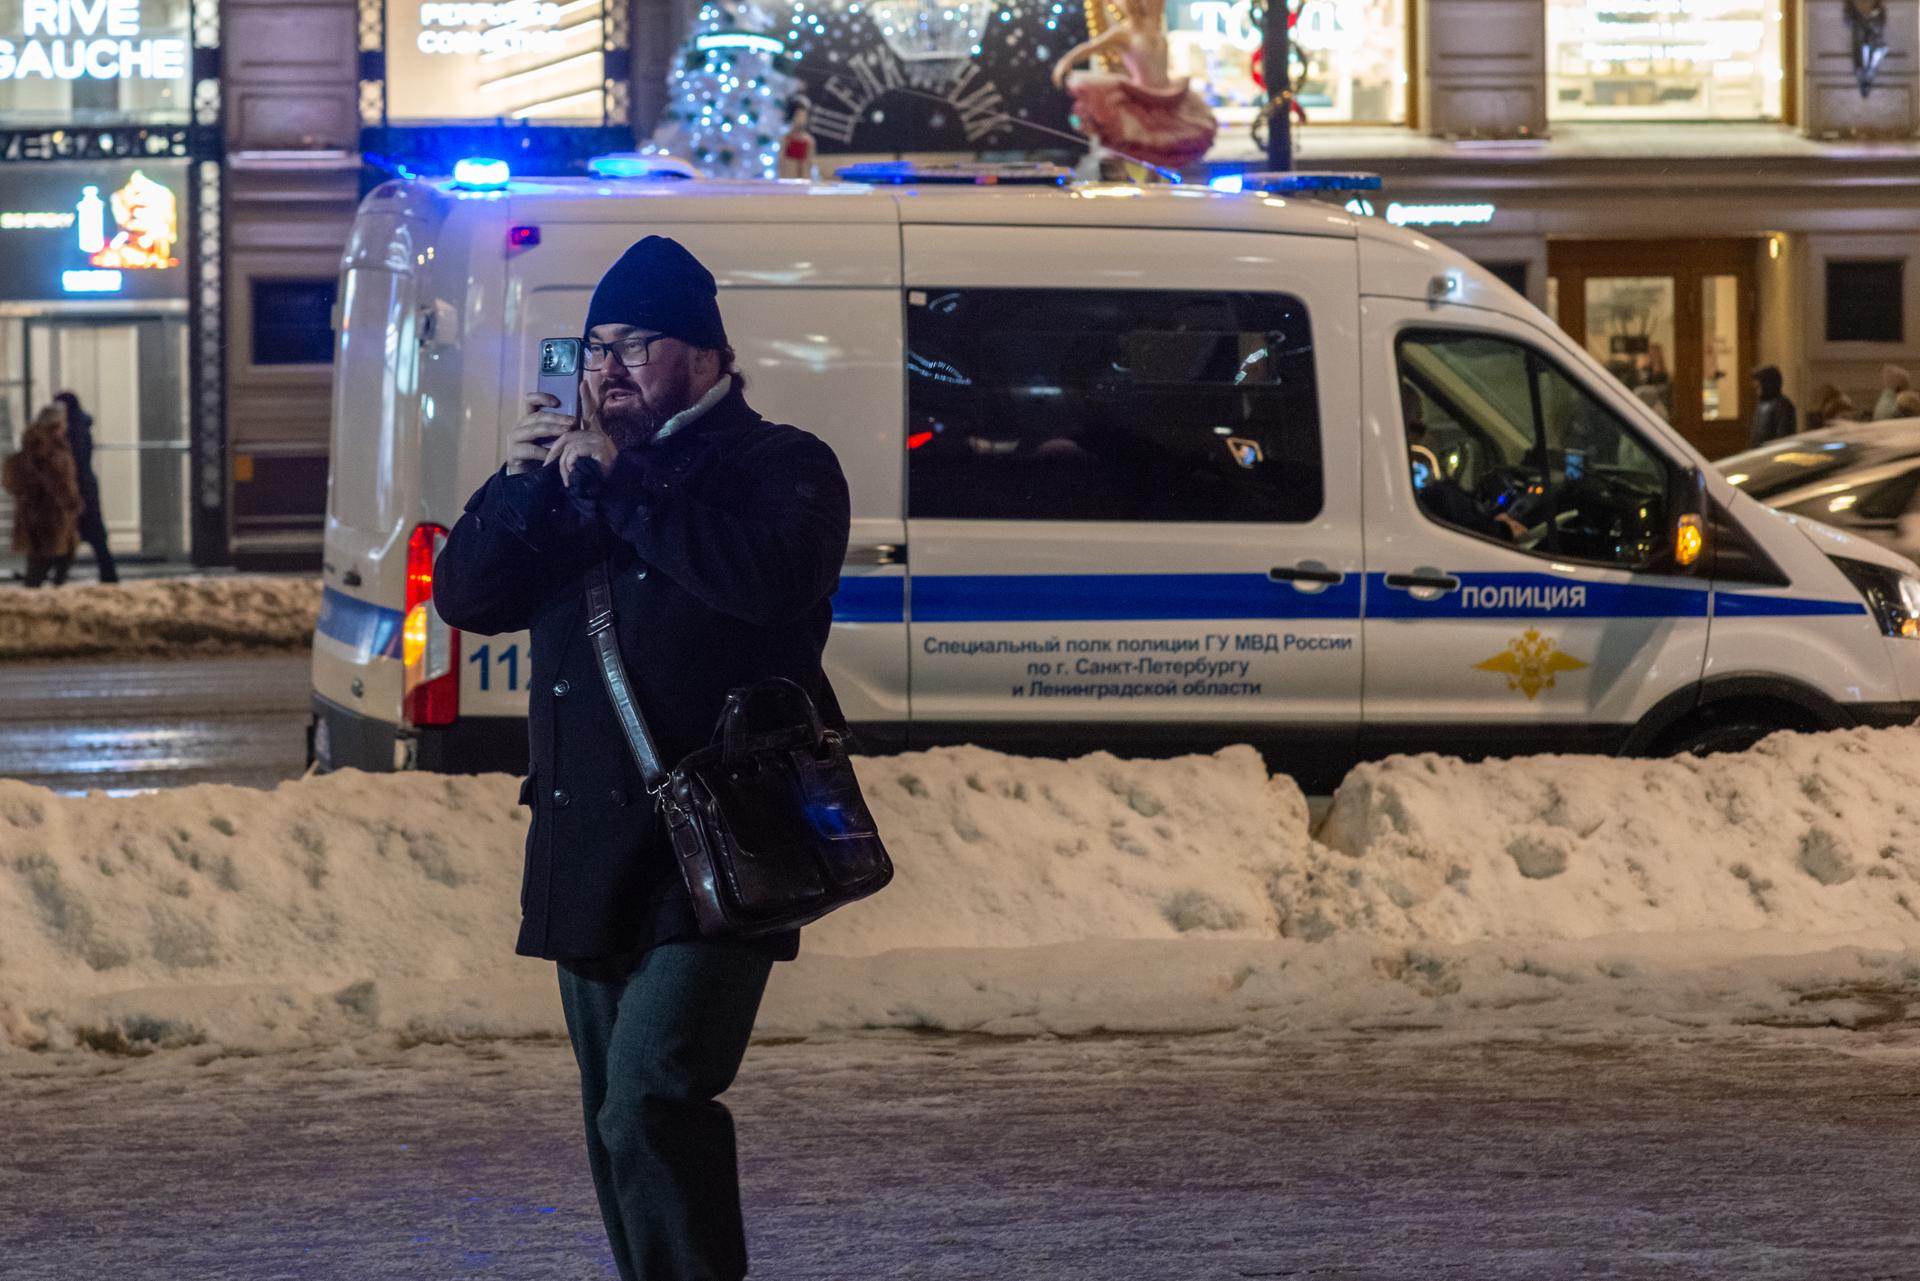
586;564;893;937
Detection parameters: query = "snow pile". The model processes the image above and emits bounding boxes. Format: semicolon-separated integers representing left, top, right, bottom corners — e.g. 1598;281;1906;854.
5;731;1920;1059
805;744;1312;954
0;575;320;660
1304;728;1920;942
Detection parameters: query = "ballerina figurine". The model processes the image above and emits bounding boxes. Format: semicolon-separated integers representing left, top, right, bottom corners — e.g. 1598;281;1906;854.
1051;0;1217;171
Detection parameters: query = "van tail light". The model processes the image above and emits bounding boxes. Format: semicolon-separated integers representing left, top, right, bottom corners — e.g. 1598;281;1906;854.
403;523;460;727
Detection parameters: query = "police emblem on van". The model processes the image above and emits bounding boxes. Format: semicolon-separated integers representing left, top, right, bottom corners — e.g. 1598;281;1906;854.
1474;629;1588;700
1225;436;1263;468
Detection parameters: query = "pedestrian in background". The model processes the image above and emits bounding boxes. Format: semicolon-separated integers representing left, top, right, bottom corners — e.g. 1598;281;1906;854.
433;236;852;1281
3;403;83;587
1749;366;1798;447
1872;365;1913;421
53;390;118;582
1808;383;1861;431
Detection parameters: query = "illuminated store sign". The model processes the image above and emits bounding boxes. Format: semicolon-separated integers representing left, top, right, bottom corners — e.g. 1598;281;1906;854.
413;0;565;56
1344;199;1498;228
62;268;121;291
0;162;185;301
0;0;188;80
384;0;603;123
1567;0;1761;64
1388;201;1496;227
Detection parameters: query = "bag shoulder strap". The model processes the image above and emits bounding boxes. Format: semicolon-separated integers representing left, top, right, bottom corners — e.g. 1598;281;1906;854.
586;562;671;794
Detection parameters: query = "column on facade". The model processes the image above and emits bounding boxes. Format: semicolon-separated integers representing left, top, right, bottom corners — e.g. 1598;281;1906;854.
1418;0;1549;138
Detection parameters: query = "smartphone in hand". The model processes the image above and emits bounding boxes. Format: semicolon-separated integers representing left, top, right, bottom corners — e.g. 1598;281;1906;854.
537;337;582;444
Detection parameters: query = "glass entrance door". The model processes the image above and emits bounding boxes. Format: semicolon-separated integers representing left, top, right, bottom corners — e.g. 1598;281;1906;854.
24;316;190;561
1548;240;1758;460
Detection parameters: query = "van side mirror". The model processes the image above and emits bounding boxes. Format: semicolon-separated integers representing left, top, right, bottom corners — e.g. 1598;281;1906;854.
1654;465;1708;575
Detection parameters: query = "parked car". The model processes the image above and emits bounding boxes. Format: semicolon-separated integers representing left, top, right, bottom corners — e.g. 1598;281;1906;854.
1718;419;1920;558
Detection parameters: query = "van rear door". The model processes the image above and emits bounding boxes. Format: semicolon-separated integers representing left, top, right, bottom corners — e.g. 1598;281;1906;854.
314;199;428;734
900;225;1364;784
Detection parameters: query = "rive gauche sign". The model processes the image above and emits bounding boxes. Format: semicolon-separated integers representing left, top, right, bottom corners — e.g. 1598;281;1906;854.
0;0;187;81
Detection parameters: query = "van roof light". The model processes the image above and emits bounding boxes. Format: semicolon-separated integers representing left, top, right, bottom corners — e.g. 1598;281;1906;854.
588;152;699;181
451;157;511;190
1235;170;1382;194
834;161;1073;186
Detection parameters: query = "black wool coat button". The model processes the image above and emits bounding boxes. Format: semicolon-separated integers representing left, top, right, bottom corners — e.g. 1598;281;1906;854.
552;789;570;808
609;788;629;807
552;679;571;698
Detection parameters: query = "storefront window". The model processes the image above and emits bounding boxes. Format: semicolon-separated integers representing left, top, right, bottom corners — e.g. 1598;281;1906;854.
1168;0;1407;127
1584;275;1674;421
384;0;606;124
0;0;194;126
1547;0;1783;122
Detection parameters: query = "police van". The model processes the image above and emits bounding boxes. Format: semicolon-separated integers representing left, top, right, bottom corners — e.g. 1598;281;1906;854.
310;159;1920;790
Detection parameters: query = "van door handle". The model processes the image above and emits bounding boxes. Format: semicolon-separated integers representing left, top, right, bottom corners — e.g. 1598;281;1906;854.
1268;563;1343;585
1384;571;1461;593
844;543;906;568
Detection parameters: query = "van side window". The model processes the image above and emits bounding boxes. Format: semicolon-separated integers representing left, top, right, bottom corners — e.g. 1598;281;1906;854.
906;289;1321;522
1397;329;1676;569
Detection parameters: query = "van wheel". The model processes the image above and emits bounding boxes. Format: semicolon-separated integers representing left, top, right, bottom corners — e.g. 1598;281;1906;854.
1657;714;1782;759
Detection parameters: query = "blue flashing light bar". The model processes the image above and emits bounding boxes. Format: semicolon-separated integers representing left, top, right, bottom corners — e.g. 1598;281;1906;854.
1208;173;1245;194
588;152;698;180
835;161;1072;186
1237;171;1383;194
452;157;512;190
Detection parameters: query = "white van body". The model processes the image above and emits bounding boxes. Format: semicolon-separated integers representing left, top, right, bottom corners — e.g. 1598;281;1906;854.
311;172;1920;788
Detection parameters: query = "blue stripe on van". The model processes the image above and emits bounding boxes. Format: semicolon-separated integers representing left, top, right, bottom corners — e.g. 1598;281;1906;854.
317;586;405;660
833;576;906;624
911;572;1365;623
1362;572;1709;620
1714;591;1868;618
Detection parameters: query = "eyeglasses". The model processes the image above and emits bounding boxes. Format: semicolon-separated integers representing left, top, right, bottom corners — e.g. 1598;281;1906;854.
583;334;667;370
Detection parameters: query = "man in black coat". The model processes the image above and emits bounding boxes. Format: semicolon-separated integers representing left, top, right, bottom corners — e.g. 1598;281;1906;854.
1750;365;1798;449
432;236;851;1281
53;391;117;582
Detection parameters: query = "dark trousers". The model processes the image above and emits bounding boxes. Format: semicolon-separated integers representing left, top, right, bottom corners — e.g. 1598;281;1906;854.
24;553;71;587
76;509;117;583
557;939;775;1281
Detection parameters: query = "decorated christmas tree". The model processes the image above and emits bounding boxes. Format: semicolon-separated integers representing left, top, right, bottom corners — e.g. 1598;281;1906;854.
652;0;802;180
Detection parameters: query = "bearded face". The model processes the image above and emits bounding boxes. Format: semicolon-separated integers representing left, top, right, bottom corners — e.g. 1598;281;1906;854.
586;327;705;450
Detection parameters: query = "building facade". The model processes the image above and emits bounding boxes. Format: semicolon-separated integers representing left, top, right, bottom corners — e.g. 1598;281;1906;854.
0;0;220;567
184;0;1920;561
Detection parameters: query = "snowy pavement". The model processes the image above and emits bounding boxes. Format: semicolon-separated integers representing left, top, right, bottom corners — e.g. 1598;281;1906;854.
0;654;311;792
9;727;1920;1275
6;1027;1920;1280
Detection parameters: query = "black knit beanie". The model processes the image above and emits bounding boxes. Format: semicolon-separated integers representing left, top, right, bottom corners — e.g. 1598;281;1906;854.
583;236;728;350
